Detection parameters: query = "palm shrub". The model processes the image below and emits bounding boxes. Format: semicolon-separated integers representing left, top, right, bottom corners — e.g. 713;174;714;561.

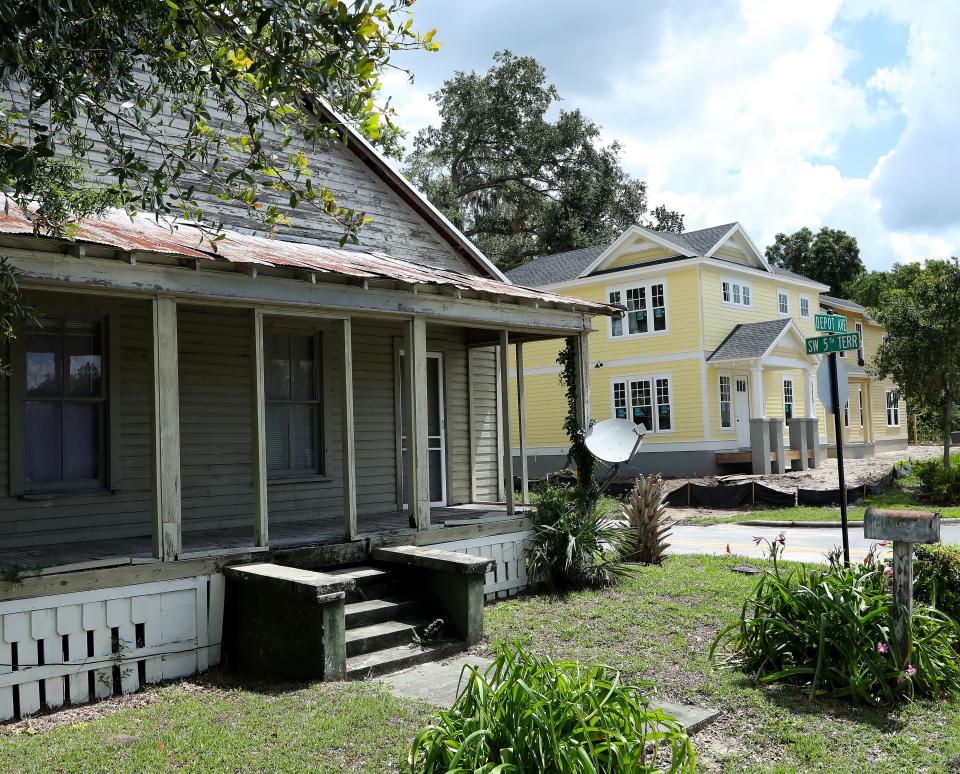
915;543;960;625
524;483;634;592
408;643;696;773
623;474;672;564
711;545;960;704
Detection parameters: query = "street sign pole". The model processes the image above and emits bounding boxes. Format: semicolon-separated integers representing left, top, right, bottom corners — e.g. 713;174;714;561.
829;351;851;566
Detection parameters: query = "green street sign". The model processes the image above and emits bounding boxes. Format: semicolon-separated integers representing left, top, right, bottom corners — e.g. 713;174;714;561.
806;332;861;355
815;314;848;333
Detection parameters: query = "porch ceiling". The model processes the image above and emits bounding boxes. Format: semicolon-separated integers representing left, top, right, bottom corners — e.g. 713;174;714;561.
0;207;617;318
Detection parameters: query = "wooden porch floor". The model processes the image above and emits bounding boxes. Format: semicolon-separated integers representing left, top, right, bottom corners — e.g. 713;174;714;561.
0;504;527;574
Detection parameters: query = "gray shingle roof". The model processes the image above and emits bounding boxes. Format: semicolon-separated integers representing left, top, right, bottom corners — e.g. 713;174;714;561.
707;319;791;362
772;265;822;285
820;294;865;313
504;243;609;287
669;222;738;254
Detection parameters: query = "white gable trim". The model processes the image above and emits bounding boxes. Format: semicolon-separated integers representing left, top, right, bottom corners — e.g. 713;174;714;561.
703;222;772;272
759;319;819;365
577;225;696;278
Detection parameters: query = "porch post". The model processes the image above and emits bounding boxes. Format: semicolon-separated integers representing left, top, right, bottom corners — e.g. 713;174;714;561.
575;331;591;429
251;309;269;548
404;317;430;529
499;330;515;515
515;341;529;504
339;317;357;540
806;368;817;418
750;367;765;418
151;297;182;560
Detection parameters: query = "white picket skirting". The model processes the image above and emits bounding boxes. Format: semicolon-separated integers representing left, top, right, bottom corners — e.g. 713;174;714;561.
432;530;531;601
0;574;224;721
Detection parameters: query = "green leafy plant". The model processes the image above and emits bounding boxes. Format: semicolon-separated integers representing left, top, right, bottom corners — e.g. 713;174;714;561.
712;541;960;705
408;643;695;773
913;456;960;504
915;543;960;626
623;474;672;565
557;337;594;506
524;483;634;592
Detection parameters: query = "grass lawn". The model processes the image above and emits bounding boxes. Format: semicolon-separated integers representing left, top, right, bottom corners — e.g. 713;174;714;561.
0;677;431;773
686;488;960;525
483;555;960;773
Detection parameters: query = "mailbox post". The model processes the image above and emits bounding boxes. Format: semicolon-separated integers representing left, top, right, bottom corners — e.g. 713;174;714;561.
864;508;941;667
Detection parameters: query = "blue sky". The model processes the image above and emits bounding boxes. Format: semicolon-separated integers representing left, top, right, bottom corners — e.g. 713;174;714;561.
381;1;960;270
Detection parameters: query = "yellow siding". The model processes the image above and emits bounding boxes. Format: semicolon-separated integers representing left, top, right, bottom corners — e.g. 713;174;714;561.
606;245;676;269
713;245;752;265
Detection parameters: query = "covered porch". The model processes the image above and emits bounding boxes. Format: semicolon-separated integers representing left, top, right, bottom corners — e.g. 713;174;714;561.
707;318;821;473
1;214;607;579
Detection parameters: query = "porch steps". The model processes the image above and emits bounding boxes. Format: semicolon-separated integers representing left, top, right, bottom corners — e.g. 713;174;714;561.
336;564;467;679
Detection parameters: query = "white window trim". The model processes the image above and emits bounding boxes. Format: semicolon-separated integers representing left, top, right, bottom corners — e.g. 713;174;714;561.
718;373;734;431
609;373;675;434
782;376;795;422
855;321;864;362
799;294;811;319
777;288;790;317
857;385;864;428
843;399;850;428
721;277;753;309
886;389;901;427
606;279;669;340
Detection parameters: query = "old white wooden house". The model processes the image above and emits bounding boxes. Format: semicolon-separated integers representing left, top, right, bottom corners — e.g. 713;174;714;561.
0;103;613;719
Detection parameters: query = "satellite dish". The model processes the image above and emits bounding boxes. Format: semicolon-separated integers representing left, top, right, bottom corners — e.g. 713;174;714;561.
584;418;646;464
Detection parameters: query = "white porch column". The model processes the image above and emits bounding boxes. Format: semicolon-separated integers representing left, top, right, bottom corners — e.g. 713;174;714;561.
404;317;430;530
250;309;269;548
499;330;515;515
151;297;182;560
750;367;765;419
515;341;529;505
575;331;591;429
339;318;357;540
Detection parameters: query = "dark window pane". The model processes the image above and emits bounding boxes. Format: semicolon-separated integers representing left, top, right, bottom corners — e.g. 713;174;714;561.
289;404;316;470
25;402;62;483
429;449;443;502
265;333;291;400
66;332;103;397
266;403;290;470
633;405;652;431
63;403;101;480
290;335;316;400
427;358;441;437
26;334;62;396
658;404;672;431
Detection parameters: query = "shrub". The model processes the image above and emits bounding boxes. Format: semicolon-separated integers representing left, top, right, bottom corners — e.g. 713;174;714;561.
711;547;960;705
915;543;960;625
524;483;634;592
623;474;672;565
408;643;696;773
914;457;960;504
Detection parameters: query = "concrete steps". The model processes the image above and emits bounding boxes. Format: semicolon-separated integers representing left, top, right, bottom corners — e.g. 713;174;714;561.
336;564;465;679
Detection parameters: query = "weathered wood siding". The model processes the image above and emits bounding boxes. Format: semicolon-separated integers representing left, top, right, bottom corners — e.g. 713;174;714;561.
469;347;502;502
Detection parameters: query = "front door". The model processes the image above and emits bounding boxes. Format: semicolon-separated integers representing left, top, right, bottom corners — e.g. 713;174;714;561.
734;376;750;448
399;352;447;507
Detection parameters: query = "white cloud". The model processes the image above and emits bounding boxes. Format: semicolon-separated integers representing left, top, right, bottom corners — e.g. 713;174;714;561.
381;0;960;268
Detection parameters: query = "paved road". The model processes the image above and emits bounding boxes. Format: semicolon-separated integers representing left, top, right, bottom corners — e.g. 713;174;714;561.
670;523;960;564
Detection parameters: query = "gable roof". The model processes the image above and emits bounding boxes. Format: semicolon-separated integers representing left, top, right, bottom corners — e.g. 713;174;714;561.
772;265;821;285
504;244;610;287
668;222;739;255
707;318;792;362
312;99;507;283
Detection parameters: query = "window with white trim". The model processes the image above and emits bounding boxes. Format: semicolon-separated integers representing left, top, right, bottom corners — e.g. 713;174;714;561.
843;399;850;428
799;295;810;318
612;375;673;433
857;386;864;427
886;390;900;427
721;279;751;308
265;330;324;477
608;281;667;337
855;321;864;362
777;289;789;315
719;375;732;430
783;378;794;422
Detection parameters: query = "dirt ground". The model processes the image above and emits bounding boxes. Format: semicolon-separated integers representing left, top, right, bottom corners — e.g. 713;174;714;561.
665;444;942;493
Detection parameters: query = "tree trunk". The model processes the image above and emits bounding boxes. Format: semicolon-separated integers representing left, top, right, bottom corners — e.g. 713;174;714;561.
945;390;953;469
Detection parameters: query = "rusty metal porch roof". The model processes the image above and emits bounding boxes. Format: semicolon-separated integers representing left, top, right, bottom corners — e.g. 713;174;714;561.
0;209;618;316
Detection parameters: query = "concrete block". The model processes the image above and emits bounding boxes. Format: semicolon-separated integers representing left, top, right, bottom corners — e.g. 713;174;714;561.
788;418;808;471
750;418;772;475
222;563;351;681
768;419;785;474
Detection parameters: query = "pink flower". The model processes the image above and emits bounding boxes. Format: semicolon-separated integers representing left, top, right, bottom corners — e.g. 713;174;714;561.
753;536;763;546
878;540;889;547
907;664;917;678
777;531;786;546
885;565;894;577
876;642;889;654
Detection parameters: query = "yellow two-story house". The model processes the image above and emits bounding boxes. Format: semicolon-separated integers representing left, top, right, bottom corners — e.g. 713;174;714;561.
505;222;908;476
